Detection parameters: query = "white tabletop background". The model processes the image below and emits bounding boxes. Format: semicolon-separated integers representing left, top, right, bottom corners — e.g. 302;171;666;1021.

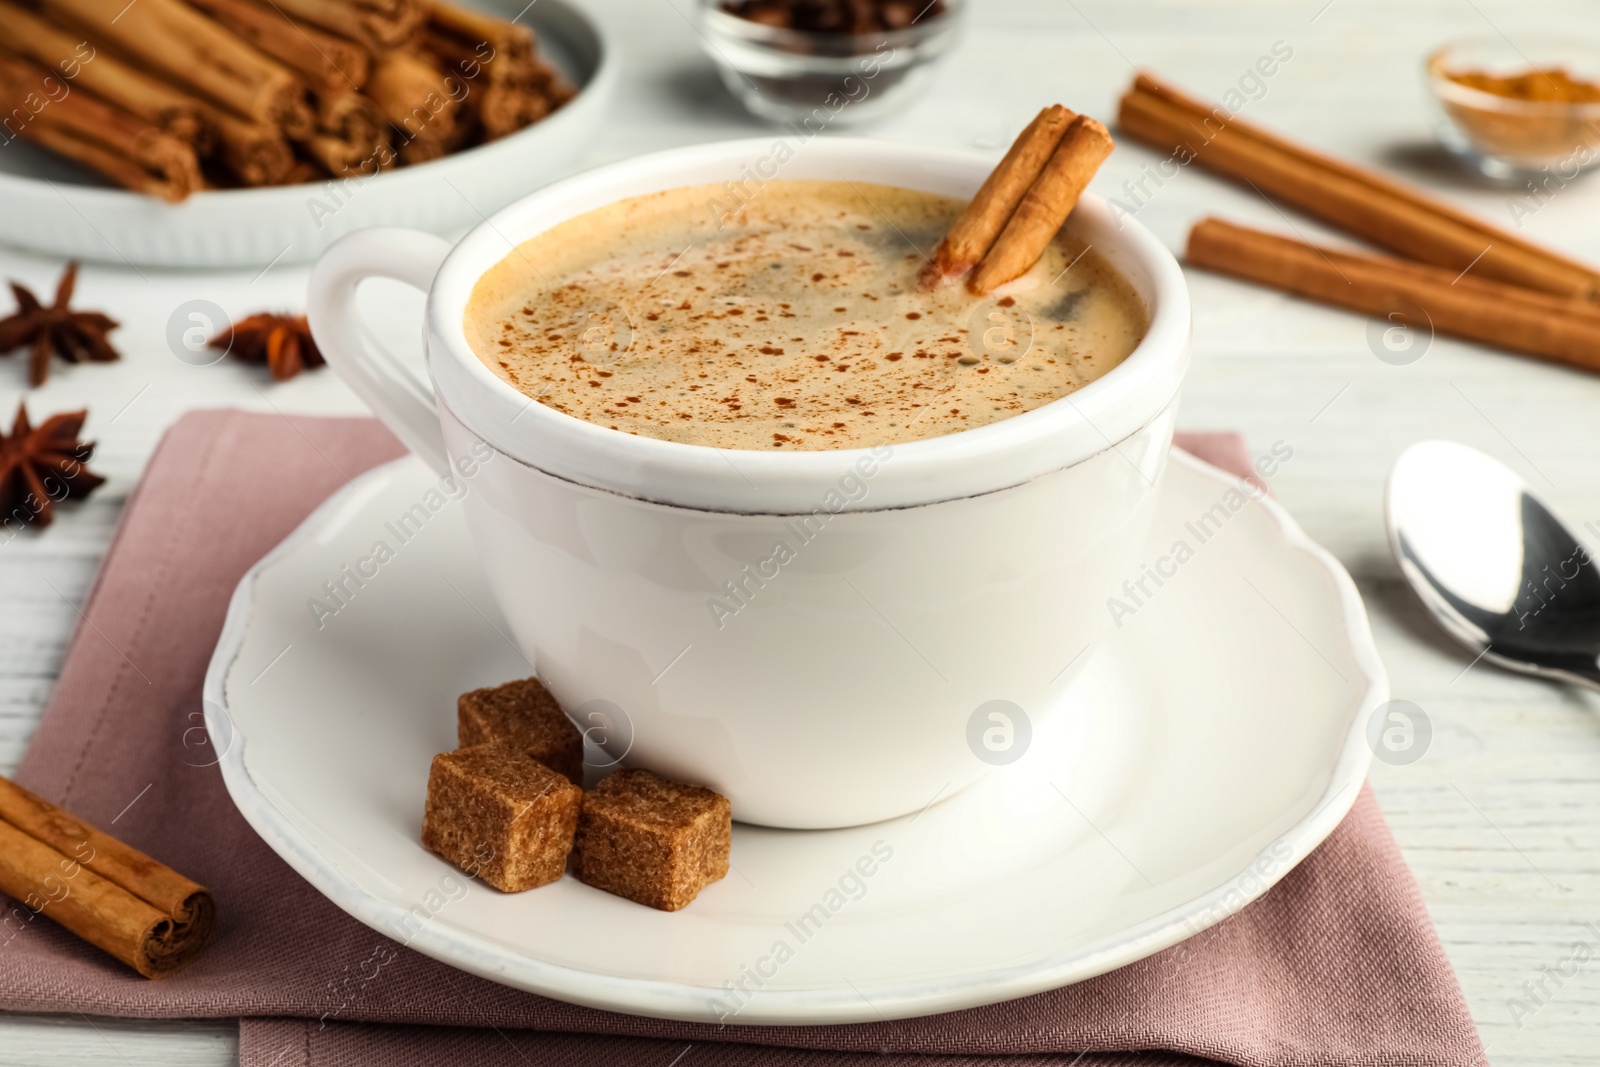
3;0;1598;1062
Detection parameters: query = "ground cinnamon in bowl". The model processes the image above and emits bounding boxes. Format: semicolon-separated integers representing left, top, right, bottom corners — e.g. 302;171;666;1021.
1447;67;1600;104
1428;45;1600;169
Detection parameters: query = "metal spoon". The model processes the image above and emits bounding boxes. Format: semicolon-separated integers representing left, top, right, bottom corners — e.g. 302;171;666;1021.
1386;440;1600;690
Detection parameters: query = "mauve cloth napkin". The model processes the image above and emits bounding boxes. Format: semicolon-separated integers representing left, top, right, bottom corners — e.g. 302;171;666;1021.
0;410;1483;1067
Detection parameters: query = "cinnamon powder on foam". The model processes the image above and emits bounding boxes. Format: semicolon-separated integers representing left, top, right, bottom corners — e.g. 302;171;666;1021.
464;180;1147;451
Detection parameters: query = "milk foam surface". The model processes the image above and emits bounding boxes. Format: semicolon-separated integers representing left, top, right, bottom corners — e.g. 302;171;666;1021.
465;180;1147;450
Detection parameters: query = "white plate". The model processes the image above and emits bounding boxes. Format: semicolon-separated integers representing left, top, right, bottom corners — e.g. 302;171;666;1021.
0;0;614;269
203;448;1385;1025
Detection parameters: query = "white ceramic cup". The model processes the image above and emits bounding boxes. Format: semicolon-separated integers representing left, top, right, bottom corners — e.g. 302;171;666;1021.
307;138;1191;829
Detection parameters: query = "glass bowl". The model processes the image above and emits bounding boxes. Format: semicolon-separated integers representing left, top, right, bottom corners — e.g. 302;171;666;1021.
1426;35;1600;181
698;0;965;126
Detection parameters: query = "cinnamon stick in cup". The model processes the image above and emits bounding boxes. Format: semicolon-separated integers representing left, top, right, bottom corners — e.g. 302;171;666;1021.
1187;216;1600;374
0;776;215;978
968;114;1115;294
919;104;1075;287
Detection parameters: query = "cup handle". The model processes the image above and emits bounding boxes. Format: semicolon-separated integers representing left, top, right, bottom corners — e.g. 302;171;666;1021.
307;228;455;476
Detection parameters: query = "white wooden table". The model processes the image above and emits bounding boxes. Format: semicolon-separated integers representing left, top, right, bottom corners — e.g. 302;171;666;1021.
4;0;1600;1061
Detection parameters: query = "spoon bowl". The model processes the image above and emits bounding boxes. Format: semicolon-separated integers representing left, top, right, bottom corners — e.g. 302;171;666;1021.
1387;440;1600;689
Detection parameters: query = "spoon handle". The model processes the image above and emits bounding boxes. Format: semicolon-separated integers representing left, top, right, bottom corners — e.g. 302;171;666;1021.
1477;644;1600;693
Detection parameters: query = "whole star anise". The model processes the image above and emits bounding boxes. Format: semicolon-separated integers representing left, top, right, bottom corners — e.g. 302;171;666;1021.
0;403;105;529
0;263;121;386
210;312;325;381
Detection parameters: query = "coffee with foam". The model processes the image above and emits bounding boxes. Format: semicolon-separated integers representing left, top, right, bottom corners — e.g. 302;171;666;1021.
465;180;1146;451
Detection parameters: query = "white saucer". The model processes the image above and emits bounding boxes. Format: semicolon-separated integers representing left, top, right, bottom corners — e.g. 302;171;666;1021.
204;449;1384;1025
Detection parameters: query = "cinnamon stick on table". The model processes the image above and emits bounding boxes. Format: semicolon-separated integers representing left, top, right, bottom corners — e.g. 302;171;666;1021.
1187;217;1600;375
920;104;1075;287
0;775;215;978
1119;73;1600;301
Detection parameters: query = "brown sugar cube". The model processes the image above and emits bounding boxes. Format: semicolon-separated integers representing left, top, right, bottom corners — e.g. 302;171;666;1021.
573;769;731;911
458;676;584;785
421;745;581;892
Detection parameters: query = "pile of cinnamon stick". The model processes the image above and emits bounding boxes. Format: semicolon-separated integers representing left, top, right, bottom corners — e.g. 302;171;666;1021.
0;0;575;201
1118;73;1600;374
0;775;214;978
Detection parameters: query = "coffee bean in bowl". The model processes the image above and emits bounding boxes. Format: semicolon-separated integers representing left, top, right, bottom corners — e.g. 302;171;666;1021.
696;0;965;125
